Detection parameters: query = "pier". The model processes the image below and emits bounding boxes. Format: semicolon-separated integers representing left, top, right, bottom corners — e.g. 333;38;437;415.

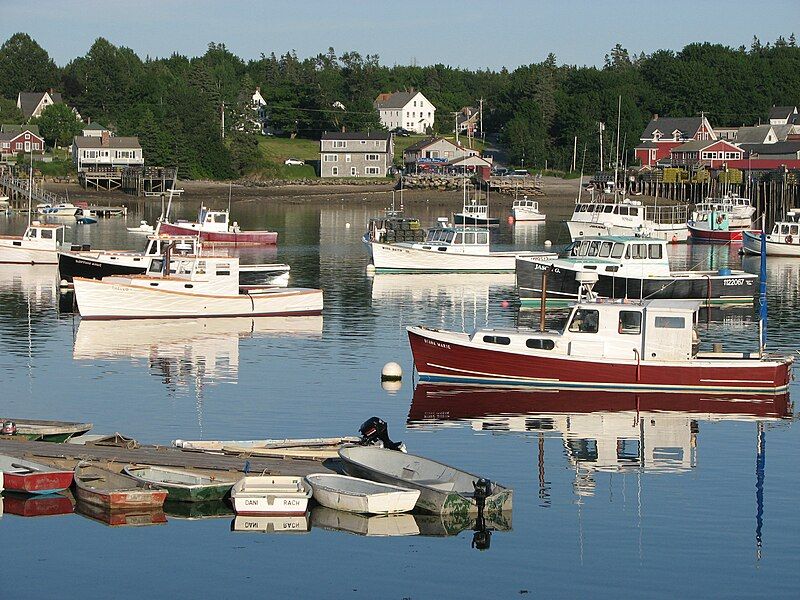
0;168;67;210
79;166;177;196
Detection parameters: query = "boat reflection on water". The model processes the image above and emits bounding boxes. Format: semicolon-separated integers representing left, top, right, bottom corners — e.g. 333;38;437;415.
231;513;311;534
0;264;59;309
409;384;792;492
370;272;516;331
1;492;75;518
163;499;234;521
73;315;324;386
512;221;548;247
75;501;167;527
310;506;419;537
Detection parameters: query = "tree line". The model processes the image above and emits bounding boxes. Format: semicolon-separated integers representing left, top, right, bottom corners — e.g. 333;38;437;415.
0;33;798;179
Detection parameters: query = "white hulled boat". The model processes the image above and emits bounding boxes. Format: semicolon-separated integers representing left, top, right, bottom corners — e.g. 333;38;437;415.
73;252;321;319
693;192;755;229
0;222;66;264
743;210;800;257
42;203;80;217
512;197;545;222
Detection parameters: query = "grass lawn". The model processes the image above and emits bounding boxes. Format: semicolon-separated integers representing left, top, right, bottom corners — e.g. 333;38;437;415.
258;137;320;163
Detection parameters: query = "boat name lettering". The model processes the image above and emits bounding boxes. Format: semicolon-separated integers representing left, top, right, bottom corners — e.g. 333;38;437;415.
282;499;302;506
723;278;744;286
245;499;260;505
423;339;451;350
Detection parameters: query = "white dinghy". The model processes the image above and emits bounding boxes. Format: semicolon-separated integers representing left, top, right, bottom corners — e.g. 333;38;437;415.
305;473;419;515
231;475;312;516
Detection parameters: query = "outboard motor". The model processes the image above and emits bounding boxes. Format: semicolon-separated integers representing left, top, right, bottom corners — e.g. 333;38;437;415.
471;478;494;551
358;417;406;452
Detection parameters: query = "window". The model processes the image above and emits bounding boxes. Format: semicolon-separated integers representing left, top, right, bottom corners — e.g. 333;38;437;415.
476;232;488;245
366;154;379;161
483;335;511;345
781;224;789;235
345;154;351;162
791;225;799;235
655;316;685;329
331;166;339;176
365;166;380;175
648;244;662;259
630;244;646;259
587;241;600;257
599;241;613;258
214;214;226;223
323;154;338;162
569;309;599;333
618;311;642;334
464;232;476;245
604;205;614;213
350;167;357;176
526;338;555;350
333;140;346;148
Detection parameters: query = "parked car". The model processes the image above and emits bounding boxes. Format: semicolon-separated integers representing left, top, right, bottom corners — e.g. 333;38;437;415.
390;128;412;137
492;167;509;177
284;158;305;166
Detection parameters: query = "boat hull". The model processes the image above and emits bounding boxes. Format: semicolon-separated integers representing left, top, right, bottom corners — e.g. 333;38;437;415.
123;467;234;502
58;252;150;283
512;209;545;222
688;223;744;243
2;470;74;495
0;243;58;265
73;277;323;319
370;241;552;273
74;486;168;509
407;327;792;394
306;474;420;514
516;258;756;307
158;222;277;246
742;230;800;256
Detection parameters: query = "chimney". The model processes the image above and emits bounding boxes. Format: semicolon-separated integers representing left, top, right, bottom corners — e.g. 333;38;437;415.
101;130;110;147
653;113;659;121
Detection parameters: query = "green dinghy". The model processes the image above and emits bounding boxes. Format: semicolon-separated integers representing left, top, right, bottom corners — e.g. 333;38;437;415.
123;465;235;503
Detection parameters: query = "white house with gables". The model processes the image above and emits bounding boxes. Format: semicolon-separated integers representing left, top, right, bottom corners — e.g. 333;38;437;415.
374;91;435;134
17;90;81;121
72;131;143;171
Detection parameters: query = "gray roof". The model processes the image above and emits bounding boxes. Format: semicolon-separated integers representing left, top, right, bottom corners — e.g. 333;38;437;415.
17;91;63;119
320;131;390;141
73;136;141;149
740;141;800;155
635;140;658;149
403;136;458;153
768;106;797;121
641;117;703;140
82;122;108;131
0;124;40;136
374;91;417;109
735;125;775;144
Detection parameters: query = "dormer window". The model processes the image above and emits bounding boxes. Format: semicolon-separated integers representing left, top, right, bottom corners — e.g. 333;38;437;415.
673;130;682;141
653;130;662;141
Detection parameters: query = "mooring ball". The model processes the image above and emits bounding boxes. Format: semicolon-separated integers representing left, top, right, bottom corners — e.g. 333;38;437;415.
366;264;376;275
381;361;402;381
345;222;351;228
544;240;552;247
507;216;514;224
381;379;402;393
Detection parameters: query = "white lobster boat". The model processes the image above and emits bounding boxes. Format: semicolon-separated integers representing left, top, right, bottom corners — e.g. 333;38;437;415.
72;253;322;319
743;211;800;257
512;197;546;222
0;222;66;264
369;224;556;273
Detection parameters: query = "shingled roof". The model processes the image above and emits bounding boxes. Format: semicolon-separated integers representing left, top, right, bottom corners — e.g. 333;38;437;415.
374;91;417;109
321;131;391;141
735;125;776;144
768;106;797;121
17;91;64;119
0;124;40;136
73;136;141;149
641;116;703;140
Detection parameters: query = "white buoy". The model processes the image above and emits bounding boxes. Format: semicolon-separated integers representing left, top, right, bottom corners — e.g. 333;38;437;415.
381;380;402;393
366;264;376;275
345;222;351;228
544;240;552;247
381;362;402;381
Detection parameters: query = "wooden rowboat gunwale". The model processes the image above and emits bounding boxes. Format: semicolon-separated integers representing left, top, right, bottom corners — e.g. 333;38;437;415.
73;462;167;509
122;465;235;502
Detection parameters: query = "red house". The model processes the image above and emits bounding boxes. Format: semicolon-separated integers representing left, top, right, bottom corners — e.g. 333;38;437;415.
669;139;743;169
635;115;715;167
0;128;45;155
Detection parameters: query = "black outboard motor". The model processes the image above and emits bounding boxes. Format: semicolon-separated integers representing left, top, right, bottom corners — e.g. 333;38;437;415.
359;417;405;452
471;478;494;551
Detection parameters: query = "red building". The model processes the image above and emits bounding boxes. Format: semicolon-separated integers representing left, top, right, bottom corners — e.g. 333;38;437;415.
669;139;744;169
635;115;715;167
0;128;45;155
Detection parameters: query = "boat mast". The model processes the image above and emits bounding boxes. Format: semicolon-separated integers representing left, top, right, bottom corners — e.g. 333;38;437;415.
758;229;768;355
614;95;622;194
577;144;587;203
27;150;33;227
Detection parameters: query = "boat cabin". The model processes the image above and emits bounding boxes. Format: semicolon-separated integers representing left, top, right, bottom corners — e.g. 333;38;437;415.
766;210;800;242
513;198;539;211
472;298;701;362
138;254;241;296
144;234;200;256
19;222;65;249
174;207;238;233
561;236;671;277
571;197;688;227
415;226;491;255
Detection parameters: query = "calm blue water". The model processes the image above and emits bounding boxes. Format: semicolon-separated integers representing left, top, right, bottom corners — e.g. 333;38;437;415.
0;191;797;599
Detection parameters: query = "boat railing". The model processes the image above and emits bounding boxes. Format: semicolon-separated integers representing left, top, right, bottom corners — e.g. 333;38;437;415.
644;204;690;225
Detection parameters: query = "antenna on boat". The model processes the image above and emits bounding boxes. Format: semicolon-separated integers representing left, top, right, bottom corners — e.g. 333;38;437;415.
577;144;587;203
227;181;232;214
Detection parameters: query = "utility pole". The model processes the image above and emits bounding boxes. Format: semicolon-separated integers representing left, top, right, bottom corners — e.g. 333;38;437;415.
479;98;484;139
221;102;225;139
453;112;459;145
572;136;577;172
599;122;605;171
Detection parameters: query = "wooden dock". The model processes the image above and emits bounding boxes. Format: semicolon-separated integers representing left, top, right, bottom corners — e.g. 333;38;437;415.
0;437;338;478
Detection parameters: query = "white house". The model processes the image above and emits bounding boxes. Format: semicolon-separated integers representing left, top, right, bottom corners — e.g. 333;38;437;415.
72;131;144;171
17;90;81;121
374;91;436;134
81;122;110;138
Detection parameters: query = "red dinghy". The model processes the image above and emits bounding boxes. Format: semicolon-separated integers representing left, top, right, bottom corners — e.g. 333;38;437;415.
0;455;74;494
73;462;167;510
158;207;277;246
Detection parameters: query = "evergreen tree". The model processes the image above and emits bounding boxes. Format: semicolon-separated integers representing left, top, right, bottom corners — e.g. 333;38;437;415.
0;33;60;99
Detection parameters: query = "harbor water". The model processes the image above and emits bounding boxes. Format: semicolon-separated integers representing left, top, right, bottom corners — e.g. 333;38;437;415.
0;191;798;598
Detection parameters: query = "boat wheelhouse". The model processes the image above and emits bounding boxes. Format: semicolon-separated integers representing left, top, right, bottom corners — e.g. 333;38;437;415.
516;236;756;306
453;198;499;227
369;223;556;273
687;207;743;243
158;206;278;246
512;197;545;222
0;222;66;264
743;210;800;257
693;193;755;229
408;297;793;394
566;196;689;242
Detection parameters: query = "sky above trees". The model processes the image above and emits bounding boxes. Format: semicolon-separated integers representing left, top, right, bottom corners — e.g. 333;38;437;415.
1;0;797;69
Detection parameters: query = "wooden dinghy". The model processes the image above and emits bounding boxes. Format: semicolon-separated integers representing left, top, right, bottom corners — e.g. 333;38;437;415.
174;437;359;460
311;506;420;537
305;473;419;515
231;475;312;516
1;418;92;442
123;465;235;503
73;462;167;509
338;446;513;516
0;455;74;494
